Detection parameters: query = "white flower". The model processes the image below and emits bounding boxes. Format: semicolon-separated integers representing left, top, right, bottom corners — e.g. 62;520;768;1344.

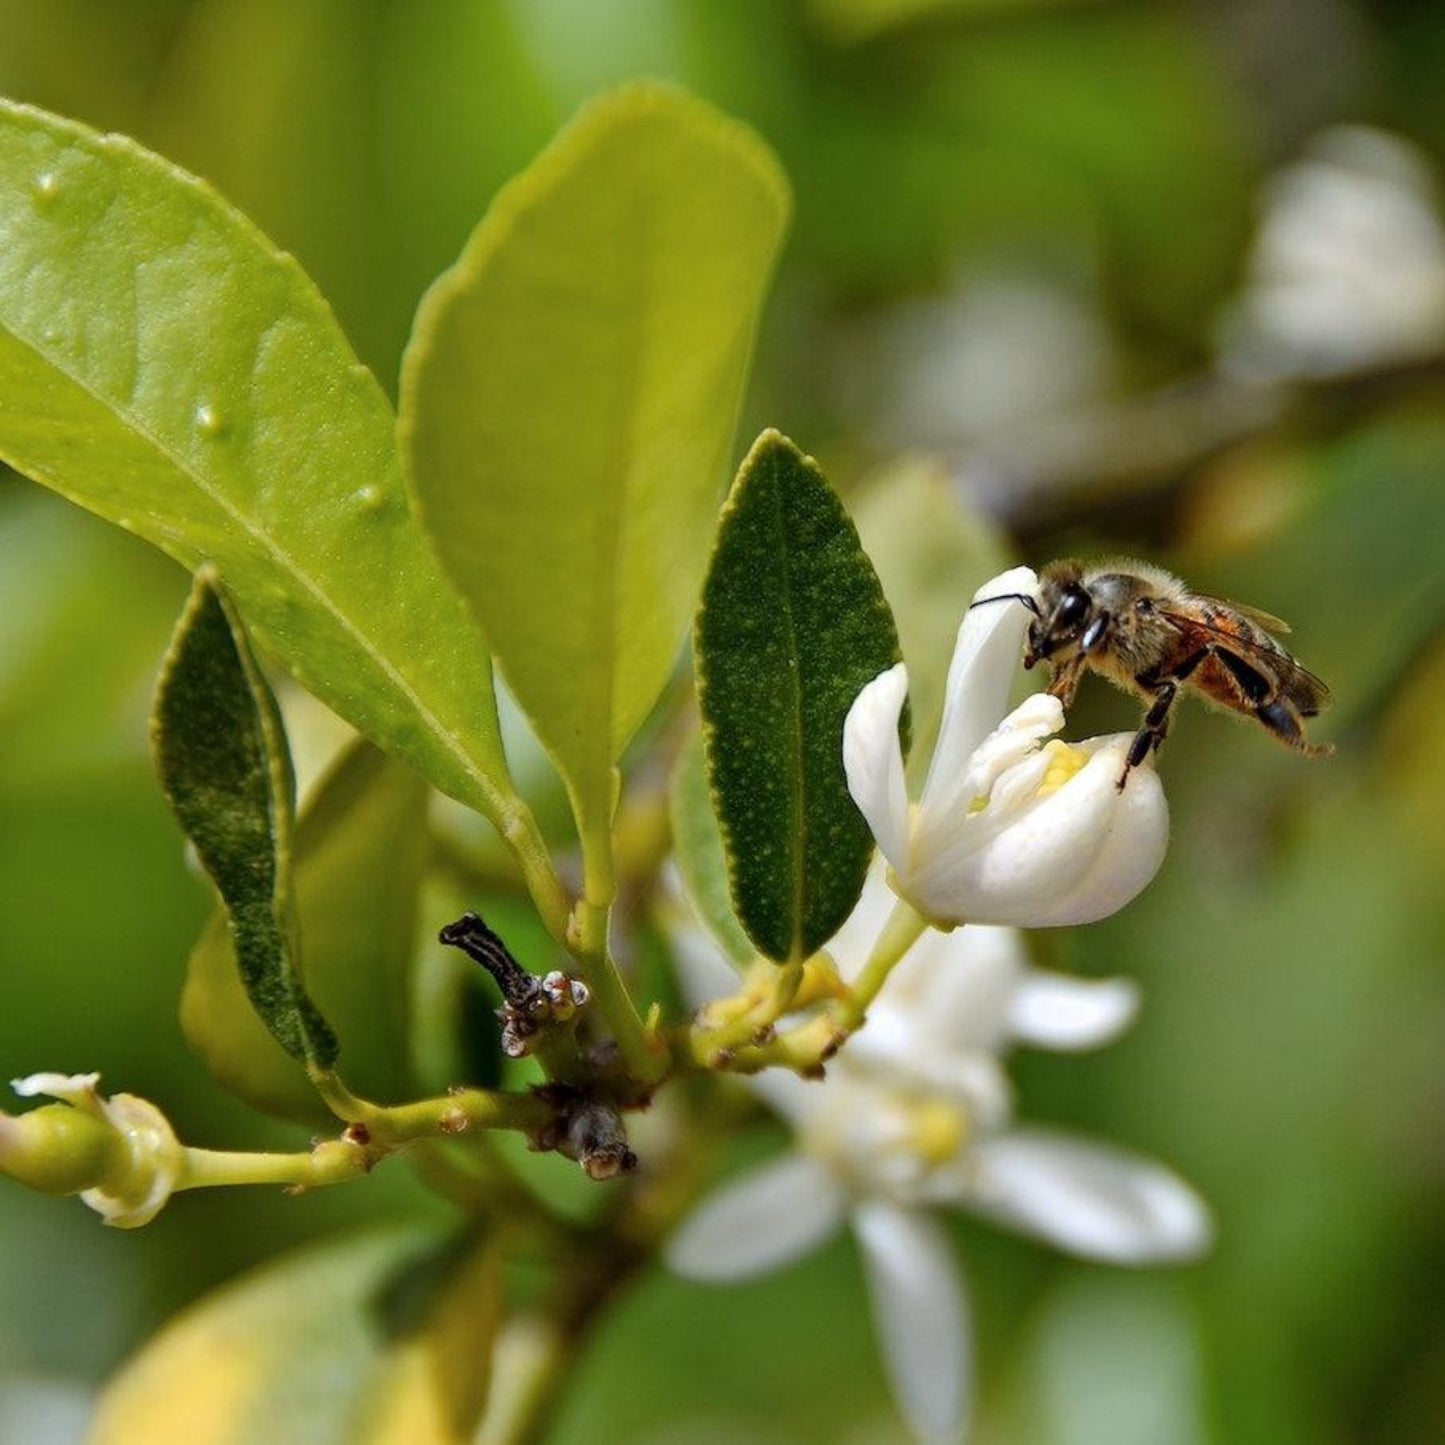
667;881;1211;1444
825;871;1142;1113
1220;126;1445;381
843;566;1169;928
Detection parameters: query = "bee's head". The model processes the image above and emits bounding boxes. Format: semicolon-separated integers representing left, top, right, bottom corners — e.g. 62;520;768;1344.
1026;563;1093;668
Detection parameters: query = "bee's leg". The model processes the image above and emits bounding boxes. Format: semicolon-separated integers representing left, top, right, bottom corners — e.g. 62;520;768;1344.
1118;684;1178;788
1256;699;1335;758
1118;648;1209;789
1046;656;1084;706
1215;648;1334;757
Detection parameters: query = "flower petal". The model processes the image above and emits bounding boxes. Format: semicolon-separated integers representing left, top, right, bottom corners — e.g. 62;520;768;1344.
666;1152;848;1281
11;1072;101;1104
843;663;912;873
912;734;1167;927
1020;738;1170;927
966;1128;1214;1264
747;1063;828;1129
1006;972;1140;1052
874;921;1030;1051
959;693;1065;805
854;1201;973;1444
920;567;1039;822
840;1020;1015;1130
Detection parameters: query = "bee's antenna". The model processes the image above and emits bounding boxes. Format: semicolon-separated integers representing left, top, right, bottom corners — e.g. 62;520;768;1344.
968;591;1041;618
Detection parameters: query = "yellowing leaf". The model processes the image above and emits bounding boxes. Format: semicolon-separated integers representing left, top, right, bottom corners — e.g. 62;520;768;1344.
401;83;790;839
90;1227;502;1445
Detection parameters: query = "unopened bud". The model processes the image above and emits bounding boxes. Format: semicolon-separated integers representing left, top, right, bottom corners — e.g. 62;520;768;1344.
7;1074;183;1228
0;1103;125;1196
539;971;590;1021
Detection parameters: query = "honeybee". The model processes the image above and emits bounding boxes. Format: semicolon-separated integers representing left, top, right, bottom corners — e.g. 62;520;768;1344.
978;560;1333;786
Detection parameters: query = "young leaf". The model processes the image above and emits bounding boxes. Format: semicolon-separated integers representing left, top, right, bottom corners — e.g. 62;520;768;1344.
153;570;335;1069
669;734;755;966
0;98;514;824
182;739;430;1125
89;1226;503;1445
696;431;905;962
400;83;790;841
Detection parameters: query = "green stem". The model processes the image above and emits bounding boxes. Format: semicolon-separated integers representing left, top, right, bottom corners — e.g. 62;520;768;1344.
711;901;930;1076
723;1011;843;1075
835;897;929;1030
673;956;807;1068
500;800;572;947
312;1072;553;1144
572;814;660;1084
176;1076;565;1197
177;1139;367;1191
478;1085;728;1444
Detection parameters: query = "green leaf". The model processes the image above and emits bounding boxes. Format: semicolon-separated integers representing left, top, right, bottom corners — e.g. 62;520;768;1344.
182;738;430;1124
669;734;755;966
852;455;1009;778
89;1226;503;1445
695;431;905;962
0;98;514;824
400;82;790;839
152;570;335;1068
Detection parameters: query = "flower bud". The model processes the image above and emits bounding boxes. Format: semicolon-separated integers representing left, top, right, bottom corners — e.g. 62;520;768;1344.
0;1102;126;1196
7;1073;183;1228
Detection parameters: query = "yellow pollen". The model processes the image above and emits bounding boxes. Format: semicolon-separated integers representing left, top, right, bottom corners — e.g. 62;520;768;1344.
1035;738;1087;797
907;1099;967;1165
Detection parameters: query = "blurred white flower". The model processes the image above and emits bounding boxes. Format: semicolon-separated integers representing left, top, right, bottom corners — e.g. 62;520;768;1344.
831;267;1117;454
1220;125;1445;380
843;567;1169;928
667;879;1211;1444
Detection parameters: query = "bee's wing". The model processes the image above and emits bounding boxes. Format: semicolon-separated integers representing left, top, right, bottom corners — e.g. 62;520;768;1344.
1160;603;1332;716
1198;595;1292;634
1280;661;1332;716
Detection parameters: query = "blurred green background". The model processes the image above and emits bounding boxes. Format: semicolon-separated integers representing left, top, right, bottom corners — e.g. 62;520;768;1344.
2;2;1444;1441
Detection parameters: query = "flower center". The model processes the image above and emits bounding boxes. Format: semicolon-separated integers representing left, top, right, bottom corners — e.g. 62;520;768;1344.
810;1086;972;1199
1034;738;1088;797
906;1097;968;1167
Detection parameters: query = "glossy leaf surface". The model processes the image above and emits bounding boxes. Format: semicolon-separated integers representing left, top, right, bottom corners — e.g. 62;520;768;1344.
0;98;512;822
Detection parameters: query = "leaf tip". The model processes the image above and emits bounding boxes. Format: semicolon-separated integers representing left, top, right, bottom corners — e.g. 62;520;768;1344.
556;82;792;233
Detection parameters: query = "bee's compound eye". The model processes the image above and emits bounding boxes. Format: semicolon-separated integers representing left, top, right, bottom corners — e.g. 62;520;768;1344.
1058;586;1089;626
